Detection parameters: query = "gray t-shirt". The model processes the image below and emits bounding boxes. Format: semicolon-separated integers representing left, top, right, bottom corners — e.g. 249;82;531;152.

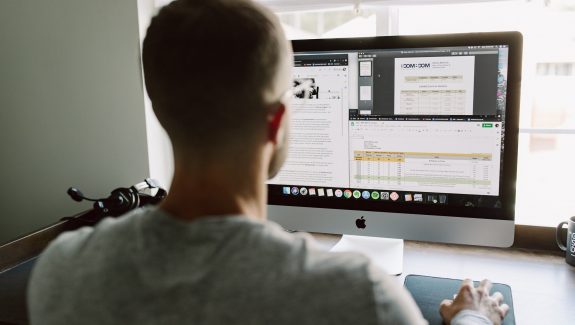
27;207;480;324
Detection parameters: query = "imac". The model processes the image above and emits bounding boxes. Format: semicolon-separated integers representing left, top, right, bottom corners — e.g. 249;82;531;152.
268;32;522;274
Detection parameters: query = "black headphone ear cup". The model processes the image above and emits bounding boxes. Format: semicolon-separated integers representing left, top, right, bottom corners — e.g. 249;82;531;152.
109;188;134;214
129;186;140;209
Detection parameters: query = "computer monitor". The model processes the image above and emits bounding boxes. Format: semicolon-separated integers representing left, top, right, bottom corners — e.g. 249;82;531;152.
267;32;522;273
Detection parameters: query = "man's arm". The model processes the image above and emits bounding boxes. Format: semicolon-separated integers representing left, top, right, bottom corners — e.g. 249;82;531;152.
367;265;428;325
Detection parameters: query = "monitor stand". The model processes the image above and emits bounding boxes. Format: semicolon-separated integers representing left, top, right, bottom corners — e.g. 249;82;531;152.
330;235;404;275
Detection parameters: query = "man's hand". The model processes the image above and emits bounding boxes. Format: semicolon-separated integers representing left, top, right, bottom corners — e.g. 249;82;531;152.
439;279;509;325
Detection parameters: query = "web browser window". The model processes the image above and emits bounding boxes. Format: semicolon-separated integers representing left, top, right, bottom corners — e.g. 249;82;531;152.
269;45;509;210
272;54;350;187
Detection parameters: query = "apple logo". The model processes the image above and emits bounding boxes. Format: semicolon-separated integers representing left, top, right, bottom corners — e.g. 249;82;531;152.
355;216;366;229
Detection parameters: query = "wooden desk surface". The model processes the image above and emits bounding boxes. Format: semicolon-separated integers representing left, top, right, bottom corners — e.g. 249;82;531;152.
311;233;575;325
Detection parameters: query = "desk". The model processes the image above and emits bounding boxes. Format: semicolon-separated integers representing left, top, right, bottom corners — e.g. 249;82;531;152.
312;233;575;325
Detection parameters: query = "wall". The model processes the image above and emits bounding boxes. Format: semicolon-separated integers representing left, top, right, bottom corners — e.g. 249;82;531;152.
0;0;150;244
137;0;175;191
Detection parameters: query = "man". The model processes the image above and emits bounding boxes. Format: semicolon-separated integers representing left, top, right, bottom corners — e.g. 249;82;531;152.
28;0;509;324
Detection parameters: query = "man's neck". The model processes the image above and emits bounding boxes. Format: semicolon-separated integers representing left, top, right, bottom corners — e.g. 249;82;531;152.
159;160;267;222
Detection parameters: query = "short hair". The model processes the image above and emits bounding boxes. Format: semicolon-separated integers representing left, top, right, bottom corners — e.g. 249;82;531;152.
143;0;285;157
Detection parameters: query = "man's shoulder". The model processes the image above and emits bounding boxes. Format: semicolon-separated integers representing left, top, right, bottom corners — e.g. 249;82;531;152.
259;225;376;285
254;229;419;324
304;246;373;279
258;222;370;265
37;208;146;264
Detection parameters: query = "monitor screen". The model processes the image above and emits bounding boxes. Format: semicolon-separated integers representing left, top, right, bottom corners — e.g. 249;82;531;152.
268;33;521;223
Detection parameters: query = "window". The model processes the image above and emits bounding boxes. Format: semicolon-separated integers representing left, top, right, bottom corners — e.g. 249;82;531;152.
278;9;376;39
271;0;575;227
537;63;574;76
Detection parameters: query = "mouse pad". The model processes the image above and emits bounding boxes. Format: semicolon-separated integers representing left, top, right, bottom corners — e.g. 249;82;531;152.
403;275;515;325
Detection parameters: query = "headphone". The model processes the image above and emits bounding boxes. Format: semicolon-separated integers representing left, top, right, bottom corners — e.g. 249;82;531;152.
67;178;167;217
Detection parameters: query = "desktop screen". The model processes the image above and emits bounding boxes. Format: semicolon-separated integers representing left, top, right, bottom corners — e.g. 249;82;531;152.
269;39;517;221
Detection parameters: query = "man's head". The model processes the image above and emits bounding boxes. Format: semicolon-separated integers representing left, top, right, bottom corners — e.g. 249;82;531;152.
143;0;292;177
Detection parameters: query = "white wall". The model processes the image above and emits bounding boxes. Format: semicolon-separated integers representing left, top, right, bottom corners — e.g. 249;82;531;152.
137;0;175;191
0;0;150;244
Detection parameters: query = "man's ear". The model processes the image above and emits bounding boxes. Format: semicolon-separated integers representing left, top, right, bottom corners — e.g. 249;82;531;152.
267;104;287;144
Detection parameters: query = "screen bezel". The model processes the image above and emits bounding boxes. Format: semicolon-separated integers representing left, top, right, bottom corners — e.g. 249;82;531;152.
268;32;522;222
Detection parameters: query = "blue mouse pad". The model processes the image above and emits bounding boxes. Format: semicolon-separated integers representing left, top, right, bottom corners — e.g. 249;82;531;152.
404;275;515;325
